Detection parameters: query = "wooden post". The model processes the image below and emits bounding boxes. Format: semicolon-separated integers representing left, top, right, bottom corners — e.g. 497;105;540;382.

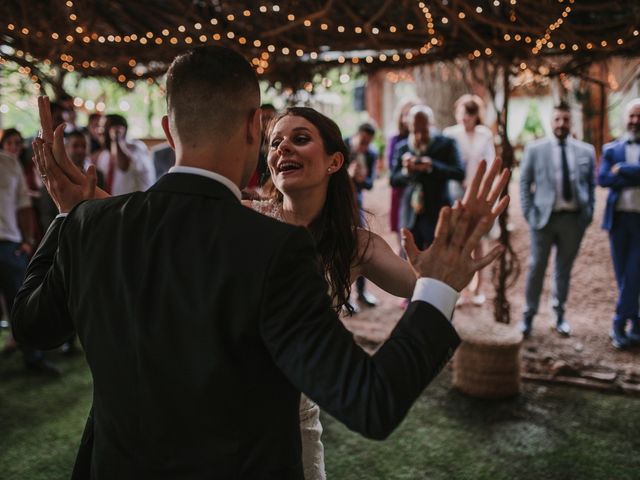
365;70;385;129
492;63;520;324
580;61;610;165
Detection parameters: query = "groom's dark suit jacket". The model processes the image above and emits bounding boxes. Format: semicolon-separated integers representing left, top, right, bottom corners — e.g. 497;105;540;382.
12;172;460;480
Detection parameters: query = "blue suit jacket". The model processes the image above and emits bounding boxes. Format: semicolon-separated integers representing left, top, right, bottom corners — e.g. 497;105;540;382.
598;138;640;231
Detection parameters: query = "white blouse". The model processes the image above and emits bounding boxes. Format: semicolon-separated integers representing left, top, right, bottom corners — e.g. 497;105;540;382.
443;124;496;183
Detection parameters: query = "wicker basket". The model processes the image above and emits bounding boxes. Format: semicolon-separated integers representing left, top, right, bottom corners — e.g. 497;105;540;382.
452;315;523;398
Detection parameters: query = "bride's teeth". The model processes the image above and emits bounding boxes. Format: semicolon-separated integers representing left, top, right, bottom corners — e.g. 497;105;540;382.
279;162;301;171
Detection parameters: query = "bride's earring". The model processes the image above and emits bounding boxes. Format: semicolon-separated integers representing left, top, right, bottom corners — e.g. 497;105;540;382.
327;167;332;173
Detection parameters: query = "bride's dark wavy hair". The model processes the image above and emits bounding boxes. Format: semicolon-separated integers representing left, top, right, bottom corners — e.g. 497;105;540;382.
266;107;365;314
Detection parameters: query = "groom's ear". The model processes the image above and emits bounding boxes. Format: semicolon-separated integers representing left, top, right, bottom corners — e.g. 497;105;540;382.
161;115;175;150
246;108;262;145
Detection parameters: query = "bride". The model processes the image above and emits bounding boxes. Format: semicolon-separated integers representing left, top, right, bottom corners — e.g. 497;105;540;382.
251;107;508;479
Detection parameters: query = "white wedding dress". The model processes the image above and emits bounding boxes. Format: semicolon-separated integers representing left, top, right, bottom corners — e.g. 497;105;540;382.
251;199;327;480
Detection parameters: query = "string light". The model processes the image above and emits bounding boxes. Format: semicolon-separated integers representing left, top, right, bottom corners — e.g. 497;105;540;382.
0;2;636;82
532;1;573;53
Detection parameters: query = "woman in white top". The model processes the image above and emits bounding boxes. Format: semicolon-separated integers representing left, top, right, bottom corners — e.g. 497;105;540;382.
444;95;497;306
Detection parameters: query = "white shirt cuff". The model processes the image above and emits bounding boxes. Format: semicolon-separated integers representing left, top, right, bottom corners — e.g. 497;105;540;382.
411;278;459;321
56;213;68;219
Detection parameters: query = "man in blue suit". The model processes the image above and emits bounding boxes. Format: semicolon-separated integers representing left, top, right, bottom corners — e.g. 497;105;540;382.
520;101;595;337
598;98;640;349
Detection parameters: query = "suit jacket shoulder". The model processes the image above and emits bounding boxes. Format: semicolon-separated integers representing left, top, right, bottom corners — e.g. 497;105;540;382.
431;133;455;148
526;137;553;152
568;137;595;155
603;138;624;151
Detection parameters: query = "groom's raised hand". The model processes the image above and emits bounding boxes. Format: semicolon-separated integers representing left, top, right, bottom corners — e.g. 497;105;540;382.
402;209;504;292
34;95;110;213
33;128;97;213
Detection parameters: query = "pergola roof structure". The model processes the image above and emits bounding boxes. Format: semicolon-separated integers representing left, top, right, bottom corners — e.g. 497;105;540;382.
0;0;639;89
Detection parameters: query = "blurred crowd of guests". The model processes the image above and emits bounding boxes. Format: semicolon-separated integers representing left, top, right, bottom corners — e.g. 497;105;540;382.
382;95;640;351
1;92;639;377
0;98;157;374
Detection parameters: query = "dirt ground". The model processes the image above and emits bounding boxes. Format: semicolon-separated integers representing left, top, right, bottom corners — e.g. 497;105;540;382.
343;174;640;393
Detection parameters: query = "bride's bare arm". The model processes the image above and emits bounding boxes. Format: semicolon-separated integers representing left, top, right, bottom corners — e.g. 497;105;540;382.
353;229;416;298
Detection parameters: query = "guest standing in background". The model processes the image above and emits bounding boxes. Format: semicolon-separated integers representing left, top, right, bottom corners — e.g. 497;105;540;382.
443;95;496;200
1;128;43;245
0;149;59;374
95;114;155;195
0;128;26;161
85;112;104;164
391;105;465;249
598;97;640;349
444;94;496;306
520;101;595;338
386;99;419;251
1;128;39;199
58;93;79;133
346;122;379;308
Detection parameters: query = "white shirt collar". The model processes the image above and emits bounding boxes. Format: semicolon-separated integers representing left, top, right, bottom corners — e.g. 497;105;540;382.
168;166;242;201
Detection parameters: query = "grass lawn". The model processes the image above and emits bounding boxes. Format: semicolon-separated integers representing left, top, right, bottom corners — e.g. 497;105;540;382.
323;373;640;479
2;329;639;479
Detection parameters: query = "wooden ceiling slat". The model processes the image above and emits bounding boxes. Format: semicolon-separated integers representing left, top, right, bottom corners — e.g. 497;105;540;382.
0;0;637;89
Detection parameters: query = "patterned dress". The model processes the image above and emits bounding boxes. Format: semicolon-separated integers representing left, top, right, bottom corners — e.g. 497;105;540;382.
251;200;327;480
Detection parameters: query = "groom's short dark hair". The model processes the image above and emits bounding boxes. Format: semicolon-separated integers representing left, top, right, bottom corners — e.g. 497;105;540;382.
166;46;260;145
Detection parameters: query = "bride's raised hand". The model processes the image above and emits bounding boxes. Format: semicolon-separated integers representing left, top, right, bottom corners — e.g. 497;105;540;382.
402;207;504;292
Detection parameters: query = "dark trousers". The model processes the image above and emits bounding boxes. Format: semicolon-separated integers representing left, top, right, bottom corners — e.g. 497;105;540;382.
356;195;368;296
410;214;437;250
523;212;586;320
0;241;43;364
609;212;640;332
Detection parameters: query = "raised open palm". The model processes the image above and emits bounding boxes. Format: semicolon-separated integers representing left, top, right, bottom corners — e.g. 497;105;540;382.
34;95;110;212
460;158;510;230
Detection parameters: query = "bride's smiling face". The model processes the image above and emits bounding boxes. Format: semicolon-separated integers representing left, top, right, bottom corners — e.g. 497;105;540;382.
267;115;340;195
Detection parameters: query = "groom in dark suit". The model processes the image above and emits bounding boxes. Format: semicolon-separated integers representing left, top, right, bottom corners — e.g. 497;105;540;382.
13;46;503;479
